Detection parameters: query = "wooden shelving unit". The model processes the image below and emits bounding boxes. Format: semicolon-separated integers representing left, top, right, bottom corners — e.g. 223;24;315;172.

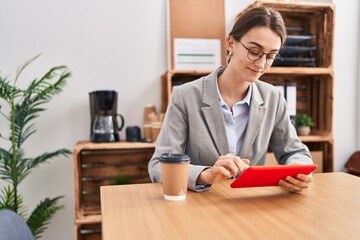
253;1;335;172
73;141;155;240
161;0;335;172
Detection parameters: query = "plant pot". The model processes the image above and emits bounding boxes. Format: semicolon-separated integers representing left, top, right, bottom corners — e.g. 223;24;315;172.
297;126;311;136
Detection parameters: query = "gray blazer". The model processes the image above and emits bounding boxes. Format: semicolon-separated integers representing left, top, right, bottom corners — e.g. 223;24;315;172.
148;68;312;191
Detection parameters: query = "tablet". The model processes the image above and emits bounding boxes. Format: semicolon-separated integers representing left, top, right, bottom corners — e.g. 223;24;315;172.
230;164;317;188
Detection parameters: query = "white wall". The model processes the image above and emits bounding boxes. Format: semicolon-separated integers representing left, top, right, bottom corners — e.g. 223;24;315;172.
0;0;359;239
0;1;166;239
333;0;360;169
357;2;360;150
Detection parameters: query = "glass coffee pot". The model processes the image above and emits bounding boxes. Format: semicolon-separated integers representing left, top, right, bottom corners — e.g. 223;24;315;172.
92;114;117;142
89;90;124;142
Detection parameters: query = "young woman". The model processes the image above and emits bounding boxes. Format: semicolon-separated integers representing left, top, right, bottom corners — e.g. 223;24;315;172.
148;6;313;193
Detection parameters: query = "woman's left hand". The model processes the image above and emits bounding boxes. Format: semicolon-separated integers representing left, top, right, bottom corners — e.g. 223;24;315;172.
278;173;313;193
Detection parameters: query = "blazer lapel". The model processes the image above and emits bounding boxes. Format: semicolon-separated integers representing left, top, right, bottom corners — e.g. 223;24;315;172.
240;83;266;160
201;71;229;156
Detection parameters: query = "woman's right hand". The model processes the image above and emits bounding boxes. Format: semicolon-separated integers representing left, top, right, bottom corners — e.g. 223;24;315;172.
197;154;250;185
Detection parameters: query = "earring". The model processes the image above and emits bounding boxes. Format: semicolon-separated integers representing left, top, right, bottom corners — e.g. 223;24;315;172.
229;51;232;57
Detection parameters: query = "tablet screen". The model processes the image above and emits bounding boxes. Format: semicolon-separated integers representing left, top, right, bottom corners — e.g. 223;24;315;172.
230;164;317;188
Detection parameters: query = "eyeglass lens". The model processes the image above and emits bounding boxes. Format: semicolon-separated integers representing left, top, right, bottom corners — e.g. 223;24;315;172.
247;48;278;66
239;42;279;66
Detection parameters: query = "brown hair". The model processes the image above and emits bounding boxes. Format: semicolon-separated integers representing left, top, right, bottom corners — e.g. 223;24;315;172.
228;6;286;48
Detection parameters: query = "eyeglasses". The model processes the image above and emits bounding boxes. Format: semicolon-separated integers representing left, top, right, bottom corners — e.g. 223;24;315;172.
239;42;281;66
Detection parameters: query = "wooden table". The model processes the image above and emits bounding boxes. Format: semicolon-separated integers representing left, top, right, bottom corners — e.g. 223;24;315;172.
100;173;360;240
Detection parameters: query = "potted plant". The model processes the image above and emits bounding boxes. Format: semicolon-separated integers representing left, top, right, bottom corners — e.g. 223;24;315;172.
296;114;314;136
0;54;71;239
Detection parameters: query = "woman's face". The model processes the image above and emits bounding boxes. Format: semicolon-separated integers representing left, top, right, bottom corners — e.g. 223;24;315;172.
227;26;282;83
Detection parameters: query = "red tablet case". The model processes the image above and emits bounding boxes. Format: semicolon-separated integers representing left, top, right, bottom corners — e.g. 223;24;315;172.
230;164;317;188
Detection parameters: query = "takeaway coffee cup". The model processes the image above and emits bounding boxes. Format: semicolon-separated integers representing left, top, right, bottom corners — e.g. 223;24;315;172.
159;153;190;201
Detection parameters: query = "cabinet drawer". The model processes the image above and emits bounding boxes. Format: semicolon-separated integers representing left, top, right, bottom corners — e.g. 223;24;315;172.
74;144;155;218
76;223;101;240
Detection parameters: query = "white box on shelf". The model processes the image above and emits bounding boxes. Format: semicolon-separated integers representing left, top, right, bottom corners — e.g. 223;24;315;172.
174;38;221;71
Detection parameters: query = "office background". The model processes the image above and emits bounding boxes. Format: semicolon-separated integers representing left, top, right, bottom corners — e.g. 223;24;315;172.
0;0;359;239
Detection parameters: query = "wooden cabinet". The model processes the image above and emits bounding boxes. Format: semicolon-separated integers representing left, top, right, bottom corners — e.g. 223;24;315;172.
73;141;155;240
161;1;335;172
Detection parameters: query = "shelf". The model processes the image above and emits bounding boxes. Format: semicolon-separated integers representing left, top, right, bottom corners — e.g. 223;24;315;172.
74;141;156;151
299;134;333;143
166;69;212;76
249;1;334;68
164;67;333;76
267;67;333;75
164;65;333;78
75;214;102;225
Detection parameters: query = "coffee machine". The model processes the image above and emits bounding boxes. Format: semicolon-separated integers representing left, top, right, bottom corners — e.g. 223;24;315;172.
89;90;124;142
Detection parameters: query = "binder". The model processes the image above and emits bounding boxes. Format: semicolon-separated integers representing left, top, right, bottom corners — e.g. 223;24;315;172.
272;83;297;125
285;83;297;124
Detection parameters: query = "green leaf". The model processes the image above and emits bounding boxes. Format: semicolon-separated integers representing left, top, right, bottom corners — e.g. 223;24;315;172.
9;66;71;149
0;148;25;184
27;66;71;103
14;54;41;85
0;186;26;217
0;77;21;101
0;186;16;210
27;149;71;170
296;114;315;127
1;54;70;238
27;196;64;239
112;175;131;185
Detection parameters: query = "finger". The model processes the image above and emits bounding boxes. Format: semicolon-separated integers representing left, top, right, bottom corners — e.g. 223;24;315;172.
297;173;313;183
279;179;303;193
223;159;239;176
215;158;239;176
219;154;236;161
285;176;309;189
221;154;250;165
211;166;232;180
232;157;250;172
242;158;251;165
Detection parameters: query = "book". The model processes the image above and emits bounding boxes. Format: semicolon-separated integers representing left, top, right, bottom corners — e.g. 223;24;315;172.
285;83;297;124
272;83;297;125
